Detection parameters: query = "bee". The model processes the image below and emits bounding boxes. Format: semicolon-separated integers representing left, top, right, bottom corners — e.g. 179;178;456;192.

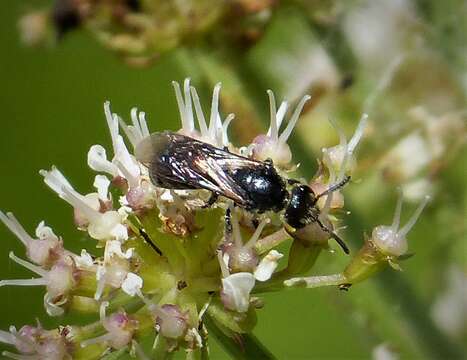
136;131;350;254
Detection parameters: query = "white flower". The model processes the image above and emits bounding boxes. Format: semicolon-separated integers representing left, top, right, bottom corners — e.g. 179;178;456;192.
431;266;467;338
173;78;235;148
74;249;95;269
0;252;75;316
372;194;430;256
88;102;141;188
343;0;416;70
121;272;143;297
252;91;310;167
372;343;399;360
221;273;256;313
0;211;63;267
0;324;69;360
94;175;111;201
94;241;133;300
381;132;432;182
118;107;150;149
322;113;368;177
81;302;136;349
87;145;119;177
40;167;128;241
254;250;284;282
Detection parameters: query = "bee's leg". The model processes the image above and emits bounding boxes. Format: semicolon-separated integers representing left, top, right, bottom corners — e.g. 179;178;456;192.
202;192;219;208
315;175;351;202
225;207;232;234
139;228;163;256
287;178;301;185
252;218;259;229
315;218;350;254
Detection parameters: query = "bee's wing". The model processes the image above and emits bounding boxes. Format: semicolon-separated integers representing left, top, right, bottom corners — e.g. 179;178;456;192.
136;131;253;205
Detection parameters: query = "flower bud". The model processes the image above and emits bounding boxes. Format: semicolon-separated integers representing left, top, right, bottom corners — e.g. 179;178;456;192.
156;304;189;339
251;91;310;168
0;212;64;268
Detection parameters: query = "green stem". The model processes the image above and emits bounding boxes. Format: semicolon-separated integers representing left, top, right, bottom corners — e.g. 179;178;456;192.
205;315;276;360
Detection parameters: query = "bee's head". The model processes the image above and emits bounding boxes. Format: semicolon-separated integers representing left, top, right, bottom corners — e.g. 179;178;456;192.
284;184;318;229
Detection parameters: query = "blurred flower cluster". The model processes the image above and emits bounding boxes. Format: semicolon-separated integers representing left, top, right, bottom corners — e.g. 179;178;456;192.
0;79;429;359
19;0;275;65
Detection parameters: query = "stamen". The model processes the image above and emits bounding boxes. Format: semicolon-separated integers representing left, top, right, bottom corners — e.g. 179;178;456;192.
327;117;347;151
266;101;288;137
103;102;120;154
267;90;278;141
190;86;208;136
2;351;37;360
8;252;47;277
0;329;15;345
347;113;368;154
80;332;113;348
172;81;190;132
278;94;311;143
398;196;430;238
221;114;235;146
100;301;109;323
391;192;403;232
61;187;100;221
39;166;73;197
217;251;229;278
114;160;139;189
183;78;194;133
209;83;221;137
245;219;270;249
231;211;242;248
0;212;32;246
138;111;150;139
0;278;48;287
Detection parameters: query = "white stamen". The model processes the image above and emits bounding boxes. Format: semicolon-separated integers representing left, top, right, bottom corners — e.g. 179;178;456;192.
0;211;32;246
267;90;278;141
217;251;230;278
8;252;47;277
267;101;288;137
39;166;74;197
391;193;403;232
222;114;235;146
93;175;110;201
80;333;113;348
0;278;48;287
279;94;311;143
209;83;222;138
245;219;270;249
398;196;430;238
100;301;109;323
190;86;209;136
87;145;119;176
104;102;119;154
347;113;368;154
183;79;194;133
0;330;15;345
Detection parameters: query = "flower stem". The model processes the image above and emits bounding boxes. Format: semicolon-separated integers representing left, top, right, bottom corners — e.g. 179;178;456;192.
204;315;276;360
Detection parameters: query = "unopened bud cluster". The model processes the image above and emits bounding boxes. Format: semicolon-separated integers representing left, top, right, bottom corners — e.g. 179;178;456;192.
0;79;427;359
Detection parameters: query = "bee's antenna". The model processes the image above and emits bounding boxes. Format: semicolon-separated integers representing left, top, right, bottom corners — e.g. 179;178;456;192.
316;218;350;254
315;175;351;202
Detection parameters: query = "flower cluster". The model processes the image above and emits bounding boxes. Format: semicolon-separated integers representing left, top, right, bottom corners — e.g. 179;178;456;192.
18;0;274;64
0;79;428;359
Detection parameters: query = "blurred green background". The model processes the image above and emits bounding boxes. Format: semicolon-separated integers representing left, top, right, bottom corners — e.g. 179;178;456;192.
0;0;465;359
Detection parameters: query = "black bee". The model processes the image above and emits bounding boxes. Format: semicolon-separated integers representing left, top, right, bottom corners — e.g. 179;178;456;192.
136;131;350;254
